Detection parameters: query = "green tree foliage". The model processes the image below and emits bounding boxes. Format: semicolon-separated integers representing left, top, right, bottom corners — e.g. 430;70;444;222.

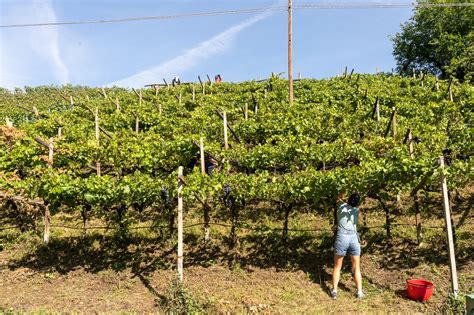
392;0;474;82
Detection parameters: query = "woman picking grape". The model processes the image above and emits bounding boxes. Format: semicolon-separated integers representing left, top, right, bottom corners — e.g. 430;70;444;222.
331;192;364;299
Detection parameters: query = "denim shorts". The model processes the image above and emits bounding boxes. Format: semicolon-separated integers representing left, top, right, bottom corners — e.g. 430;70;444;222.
334;230;361;256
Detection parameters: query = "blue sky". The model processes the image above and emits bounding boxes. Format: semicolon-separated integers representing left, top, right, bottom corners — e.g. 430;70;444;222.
0;0;414;89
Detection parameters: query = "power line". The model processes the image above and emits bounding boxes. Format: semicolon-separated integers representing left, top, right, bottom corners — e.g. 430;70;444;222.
0;6;287;28
1;2;473;28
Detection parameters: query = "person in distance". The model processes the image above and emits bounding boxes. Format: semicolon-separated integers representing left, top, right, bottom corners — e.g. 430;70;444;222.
331;192;365;300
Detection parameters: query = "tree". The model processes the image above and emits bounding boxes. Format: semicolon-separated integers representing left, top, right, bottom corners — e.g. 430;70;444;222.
392;0;474;82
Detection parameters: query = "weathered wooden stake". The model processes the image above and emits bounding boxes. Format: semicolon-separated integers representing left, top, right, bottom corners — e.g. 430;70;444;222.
375;97;380;124
6;117;13;128
244;103;248;121
392;107;397;137
439;156;459;297
58;127;62;137
115;97;121;111
223;112;229;150
135;116;139;134
70;96;74;106
200;137;205;175
177;166;184;283
288;0;293;106
95;108;101;176
47;137;54;168
43;205;50;244
192;86;196;101
101;87;107;99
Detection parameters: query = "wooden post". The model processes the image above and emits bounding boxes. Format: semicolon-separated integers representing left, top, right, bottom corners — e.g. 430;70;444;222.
375;97;380;124
177;166;184;283
58;127;62;137
47;137;54;168
70;96;74;106
435;77;439;91
392;107;397;137
135;116;139;134
95;108;101;176
288;0;293;106
43;205;50;244
408;130;414;159
439;156;459;296
298;72;301;80
33;106;39;117
200;137;205;175
412;68;416;79
192;86;196;101
364;88;368;99
344;66;348;78
244;103;248;121
223;112;229;150
155;85;159;97
420;72;425;87
101;87;107;99
449;86;453;102
178;93;182;105
114;97;121;111
159;103;162;116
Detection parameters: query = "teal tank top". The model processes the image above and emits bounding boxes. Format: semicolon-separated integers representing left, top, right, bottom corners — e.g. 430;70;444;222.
337;203;359;232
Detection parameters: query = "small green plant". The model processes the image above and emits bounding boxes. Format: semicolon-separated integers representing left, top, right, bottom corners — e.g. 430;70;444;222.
160;279;205;314
439;293;466;314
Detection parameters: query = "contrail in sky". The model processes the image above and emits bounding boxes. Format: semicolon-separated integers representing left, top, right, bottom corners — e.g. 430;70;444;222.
108;11;272;88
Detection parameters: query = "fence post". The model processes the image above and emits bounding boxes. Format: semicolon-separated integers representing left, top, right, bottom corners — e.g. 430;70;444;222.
177;166;184;283
439;156;459;297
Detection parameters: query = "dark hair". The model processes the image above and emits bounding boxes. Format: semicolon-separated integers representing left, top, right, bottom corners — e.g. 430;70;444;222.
348;193;361;207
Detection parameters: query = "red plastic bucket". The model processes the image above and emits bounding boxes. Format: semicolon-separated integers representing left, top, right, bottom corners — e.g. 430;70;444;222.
406;279;434;302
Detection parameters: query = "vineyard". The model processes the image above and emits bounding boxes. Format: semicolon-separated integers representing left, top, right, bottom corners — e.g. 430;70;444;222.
0;73;473;313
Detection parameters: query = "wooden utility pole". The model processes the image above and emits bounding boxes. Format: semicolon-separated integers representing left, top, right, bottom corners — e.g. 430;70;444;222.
288;0;293;106
177;166;184;283
439;156;459;296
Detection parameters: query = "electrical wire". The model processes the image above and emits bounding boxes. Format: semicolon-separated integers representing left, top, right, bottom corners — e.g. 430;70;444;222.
1;2;473;28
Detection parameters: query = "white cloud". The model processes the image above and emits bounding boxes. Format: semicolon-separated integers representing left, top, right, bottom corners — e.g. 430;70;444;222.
0;0;69;89
108;11;272;88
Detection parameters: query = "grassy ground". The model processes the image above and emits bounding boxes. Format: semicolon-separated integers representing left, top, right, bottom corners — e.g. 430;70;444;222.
0;188;472;314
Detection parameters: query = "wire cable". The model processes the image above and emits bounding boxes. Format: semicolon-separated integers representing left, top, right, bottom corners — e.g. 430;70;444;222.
1;2;473;28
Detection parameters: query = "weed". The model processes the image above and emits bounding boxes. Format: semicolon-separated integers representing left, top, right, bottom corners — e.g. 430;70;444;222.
160;279;206;314
438;293;466;314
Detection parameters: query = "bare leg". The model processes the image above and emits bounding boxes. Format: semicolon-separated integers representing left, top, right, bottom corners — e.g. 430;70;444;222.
332;255;344;292
350;255;362;293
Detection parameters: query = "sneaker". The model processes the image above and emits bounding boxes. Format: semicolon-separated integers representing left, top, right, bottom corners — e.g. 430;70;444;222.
331;290;337;299
356;291;365;300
